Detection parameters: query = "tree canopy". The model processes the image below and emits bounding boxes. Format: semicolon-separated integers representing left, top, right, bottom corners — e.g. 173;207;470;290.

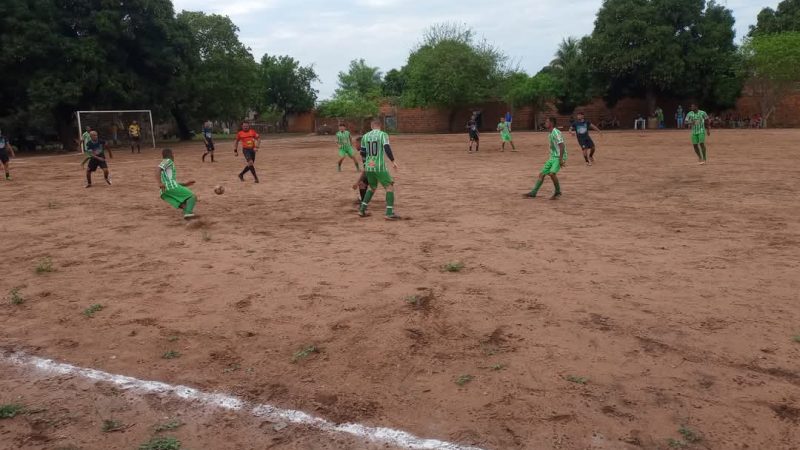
750;0;800;36
540;37;595;114
257;54;319;126
337;59;383;98
742;32;800;126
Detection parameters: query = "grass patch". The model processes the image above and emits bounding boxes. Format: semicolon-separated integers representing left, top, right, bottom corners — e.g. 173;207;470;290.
167;335;179;342
9;287;23;305
792;335;800;343
291;345;319;363
83;304;103;317
0;404;25;419
162;350;181;360
35;257;54;274
566;375;588;385
47;201;58;209
443;262;465;273
201;231;211;242
154;419;184;432
138;436;181;450
489;363;506;371
667;438;687;448
101;419;126;432
679;425;701;443
455;374;474;386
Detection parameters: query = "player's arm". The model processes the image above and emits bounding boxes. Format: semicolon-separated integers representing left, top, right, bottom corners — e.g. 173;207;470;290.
569;124;575;135
558;142;566;167
181;180;196;187
156;167;165;190
255;133;261;149
384;144;398;169
591;123;602;133
8;143;14;158
704;115;711;135
232;135;240;154
106;145;113;159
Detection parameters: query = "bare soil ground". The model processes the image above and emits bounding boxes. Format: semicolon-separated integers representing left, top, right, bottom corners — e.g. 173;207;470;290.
1;129;799;450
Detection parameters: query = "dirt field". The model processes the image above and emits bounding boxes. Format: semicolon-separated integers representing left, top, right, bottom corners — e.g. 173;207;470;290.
1;129;799;450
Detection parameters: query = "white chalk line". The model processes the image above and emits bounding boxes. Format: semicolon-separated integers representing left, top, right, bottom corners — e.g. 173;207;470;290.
3;352;485;450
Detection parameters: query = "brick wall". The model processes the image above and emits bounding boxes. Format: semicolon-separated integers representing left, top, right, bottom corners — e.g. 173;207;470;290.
734;86;800;127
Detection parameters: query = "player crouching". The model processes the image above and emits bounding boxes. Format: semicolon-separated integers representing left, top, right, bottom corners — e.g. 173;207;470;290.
157;148;197;220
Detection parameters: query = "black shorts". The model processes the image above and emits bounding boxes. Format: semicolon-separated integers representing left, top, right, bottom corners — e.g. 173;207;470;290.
87;157;108;172
243;148;256;162
578;137;595;149
469;130;479;141
205;139;215;151
131;135;140;142
0;150;8;164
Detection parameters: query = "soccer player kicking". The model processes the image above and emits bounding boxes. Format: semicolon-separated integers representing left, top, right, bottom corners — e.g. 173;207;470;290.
128;120;141;153
85;131;113;188
358;119;400;220
525;117;566;200
467;115;480;152
335;123;359;172
234;121;261;183
0;129;16;180
157;148;197;220
569;112;601;166
497;116;516;151
685;104;710;165
201;120;215;162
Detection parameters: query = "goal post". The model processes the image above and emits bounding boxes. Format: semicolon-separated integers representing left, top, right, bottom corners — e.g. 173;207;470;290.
76;110;156;152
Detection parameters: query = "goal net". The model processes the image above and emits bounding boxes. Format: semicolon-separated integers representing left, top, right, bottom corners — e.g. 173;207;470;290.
76;110;155;151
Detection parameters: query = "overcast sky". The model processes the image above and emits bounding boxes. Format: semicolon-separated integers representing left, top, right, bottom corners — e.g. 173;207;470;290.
172;0;780;99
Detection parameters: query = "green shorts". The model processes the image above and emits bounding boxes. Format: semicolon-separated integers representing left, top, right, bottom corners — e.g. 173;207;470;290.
366;171;393;189
540;158;562;175
161;185;195;209
338;146;354;157
501;131;513;142
691;133;706;145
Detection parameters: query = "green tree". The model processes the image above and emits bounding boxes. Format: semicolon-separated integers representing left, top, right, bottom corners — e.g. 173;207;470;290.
402;23;506;130
584;0;743;111
257;55;319;129
544;37;594;114
382;69;406;97
503;72;561;112
176;12;258;127
750;0;800;36
742;32;800;127
337;59;382;98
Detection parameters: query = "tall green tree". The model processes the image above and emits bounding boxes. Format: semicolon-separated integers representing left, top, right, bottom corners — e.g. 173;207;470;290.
0;0;191;148
337;59;382;98
382;69;407;97
742;32;800;127
176;12;258;127
257;55;319;129
503;72;561;113
750;0;800;36
584;0;743;111
543;37;595;114
402;23;506;130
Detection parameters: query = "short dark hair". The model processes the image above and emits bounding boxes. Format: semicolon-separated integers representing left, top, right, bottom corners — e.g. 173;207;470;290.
548;117;557;126
162;148;174;159
576;111;585;115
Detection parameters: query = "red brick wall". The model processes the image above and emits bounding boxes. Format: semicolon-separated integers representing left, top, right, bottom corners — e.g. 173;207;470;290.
734;86;800;127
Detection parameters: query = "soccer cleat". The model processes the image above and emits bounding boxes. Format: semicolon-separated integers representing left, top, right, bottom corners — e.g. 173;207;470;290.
85;183;92;188
523;193;537;198
384;214;401;221
699;161;706;165
254;178;260;184
105;177;112;185
238;173;245;182
550;192;562;200
358;211;370;218
183;213;196;220
337;165;342;172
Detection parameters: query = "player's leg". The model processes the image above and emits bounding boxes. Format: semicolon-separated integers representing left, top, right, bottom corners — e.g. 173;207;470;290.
359;173;378;216
180;195;197;218
549;173;561;199
700;143;707;162
102;163;111;185
248;158;259;183
85;168;93;187
589;142;596;162
475;136;479;152
2;160;9;180
581;143;590;165
526;172;546;198
349;152;360;170
337;156;345;172
378;172;398;219
510;139;516;151
137;138;141;153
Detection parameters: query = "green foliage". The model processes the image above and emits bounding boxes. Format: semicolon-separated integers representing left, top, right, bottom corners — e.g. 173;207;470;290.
742;32;800;125
792;335;800;343
154;419;184;432
101;419;125;432
444;262;465;272
566;375;588;385
9;287;24;305
544;37;595;114
35;258;53;273
750;0;800;36
0;404;24;419
138;436;181;450
455;374;473;386
337;59;382;98
162;350;181;359
382;69;407;97
584;0;743;110
317;92;379;118
291;345;319;363
402;23;505;128
257;54;319;125
503;72;561;111
83;304;104;318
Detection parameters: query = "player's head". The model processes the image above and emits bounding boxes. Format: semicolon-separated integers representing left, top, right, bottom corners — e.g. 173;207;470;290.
576;112;585;120
338;123;347;131
690;103;698;112
162;148;174;160
132;120;138;124
546;117;557;130
89;130;98;141
242;121;250;131
371;119;381;130
500;116;506;122
85;126;91;132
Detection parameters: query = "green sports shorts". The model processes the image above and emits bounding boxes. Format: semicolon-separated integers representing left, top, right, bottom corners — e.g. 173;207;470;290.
338;146;354;157
540;157;562;175
501;131;513;142
161;185;195;209
691;133;706;145
366;171;393;189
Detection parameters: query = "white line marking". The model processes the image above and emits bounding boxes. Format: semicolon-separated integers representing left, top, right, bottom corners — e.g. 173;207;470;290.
4;352;485;450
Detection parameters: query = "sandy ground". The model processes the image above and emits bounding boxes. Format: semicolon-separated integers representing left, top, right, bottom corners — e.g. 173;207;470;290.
1;129;799;450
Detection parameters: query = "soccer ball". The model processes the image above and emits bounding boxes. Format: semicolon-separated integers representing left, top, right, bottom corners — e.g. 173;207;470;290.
214;185;225;195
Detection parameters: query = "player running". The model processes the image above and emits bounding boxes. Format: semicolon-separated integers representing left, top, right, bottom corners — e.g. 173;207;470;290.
81;126;92;153
358;119;399;220
525;117;566;200
128;120;141;153
335;123;359;172
497;116;515;151
685;104;710;165
201;120;215;162
467;114;480;152
85;131;113;188
234;121;261;183
569;112;601;166
157;148;197;220
0;129;16;180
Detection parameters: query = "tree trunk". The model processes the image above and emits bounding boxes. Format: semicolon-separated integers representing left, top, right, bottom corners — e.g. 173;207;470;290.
645;88;657;116
171;106;193;140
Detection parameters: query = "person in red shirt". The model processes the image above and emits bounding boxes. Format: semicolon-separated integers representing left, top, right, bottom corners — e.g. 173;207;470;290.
233;121;261;183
